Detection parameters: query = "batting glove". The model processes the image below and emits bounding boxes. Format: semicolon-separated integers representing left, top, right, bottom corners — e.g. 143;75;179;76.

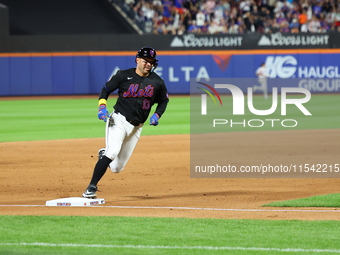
150;113;159;126
98;105;110;122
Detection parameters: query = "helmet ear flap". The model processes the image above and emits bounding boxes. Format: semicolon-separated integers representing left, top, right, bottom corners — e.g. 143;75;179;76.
151;60;158;72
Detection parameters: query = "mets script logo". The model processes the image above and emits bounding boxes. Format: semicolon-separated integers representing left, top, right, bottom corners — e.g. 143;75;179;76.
123;84;154;97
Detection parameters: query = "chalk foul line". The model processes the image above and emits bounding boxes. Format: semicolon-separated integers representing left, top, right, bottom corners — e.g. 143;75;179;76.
0;242;339;253
0;204;339;213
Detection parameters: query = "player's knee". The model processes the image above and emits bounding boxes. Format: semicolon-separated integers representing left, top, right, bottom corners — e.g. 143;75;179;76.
110;167;124;173
105;151;117;161
108;160;124;173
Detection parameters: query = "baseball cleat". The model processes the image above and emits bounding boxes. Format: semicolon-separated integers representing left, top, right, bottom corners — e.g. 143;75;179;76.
82;184;98;198
98;148;106;160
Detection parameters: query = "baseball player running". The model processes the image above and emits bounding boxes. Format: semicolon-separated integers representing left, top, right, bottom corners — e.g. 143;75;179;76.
254;62;270;99
82;46;169;198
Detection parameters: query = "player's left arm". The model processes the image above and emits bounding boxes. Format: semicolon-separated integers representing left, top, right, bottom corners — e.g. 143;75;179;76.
150;82;169;126
264;69;270;77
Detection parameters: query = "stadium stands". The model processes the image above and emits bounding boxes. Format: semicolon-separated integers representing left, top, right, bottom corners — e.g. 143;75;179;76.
1;0;338;36
113;0;340;34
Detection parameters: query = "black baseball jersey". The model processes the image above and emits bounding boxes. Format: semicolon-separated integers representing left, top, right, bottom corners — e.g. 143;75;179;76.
99;68;169;124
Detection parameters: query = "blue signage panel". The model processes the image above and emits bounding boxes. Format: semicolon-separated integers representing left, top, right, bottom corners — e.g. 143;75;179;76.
0;51;339;96
9;57;31;95
31;56;53;95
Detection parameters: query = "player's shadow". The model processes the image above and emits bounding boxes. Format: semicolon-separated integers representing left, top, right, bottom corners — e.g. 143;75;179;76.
126;190;249;200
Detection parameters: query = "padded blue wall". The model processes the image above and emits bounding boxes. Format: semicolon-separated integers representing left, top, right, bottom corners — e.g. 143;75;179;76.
1;51;339;96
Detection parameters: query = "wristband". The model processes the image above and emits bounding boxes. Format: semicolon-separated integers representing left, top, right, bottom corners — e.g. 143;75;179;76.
98;99;107;106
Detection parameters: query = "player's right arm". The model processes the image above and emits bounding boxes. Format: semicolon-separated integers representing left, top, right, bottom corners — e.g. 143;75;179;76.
99;70;122;101
255;67;261;76
97;70;122;122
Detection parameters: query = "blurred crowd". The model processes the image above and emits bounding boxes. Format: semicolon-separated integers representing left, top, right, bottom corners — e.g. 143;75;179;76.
113;0;340;34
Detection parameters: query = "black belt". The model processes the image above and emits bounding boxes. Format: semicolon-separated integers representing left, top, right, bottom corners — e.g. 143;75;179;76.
115;111;141;126
126;119;141;126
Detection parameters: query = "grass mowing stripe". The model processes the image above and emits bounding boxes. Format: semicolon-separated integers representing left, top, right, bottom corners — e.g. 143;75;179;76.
0;97;190;142
1;243;340;253
2;216;340;250
1;94;339;142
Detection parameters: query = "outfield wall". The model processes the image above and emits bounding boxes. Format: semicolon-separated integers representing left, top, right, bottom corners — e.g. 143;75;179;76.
1;49;340;96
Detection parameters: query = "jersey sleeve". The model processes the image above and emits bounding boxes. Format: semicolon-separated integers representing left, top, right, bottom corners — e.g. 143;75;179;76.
98;70;122;100
255;67;261;75
154;80;169;118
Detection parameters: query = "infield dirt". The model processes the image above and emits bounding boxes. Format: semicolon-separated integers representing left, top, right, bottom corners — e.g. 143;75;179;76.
1;130;339;220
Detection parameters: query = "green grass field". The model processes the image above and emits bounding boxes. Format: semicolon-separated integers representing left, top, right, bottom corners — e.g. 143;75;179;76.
1;216;340;255
264;193;340;208
0;95;339;254
1;94;339;142
0;96;190;142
